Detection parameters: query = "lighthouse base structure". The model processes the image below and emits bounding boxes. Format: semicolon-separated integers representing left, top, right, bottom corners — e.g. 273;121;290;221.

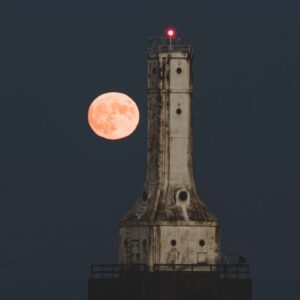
88;264;252;300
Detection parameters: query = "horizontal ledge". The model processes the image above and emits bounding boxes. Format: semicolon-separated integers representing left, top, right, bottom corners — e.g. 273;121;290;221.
148;90;192;93
119;221;219;227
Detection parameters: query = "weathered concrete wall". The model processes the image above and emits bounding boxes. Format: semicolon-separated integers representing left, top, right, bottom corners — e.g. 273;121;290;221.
120;224;220;267
158;226;219;265
146;53;192;188
119;226;149;265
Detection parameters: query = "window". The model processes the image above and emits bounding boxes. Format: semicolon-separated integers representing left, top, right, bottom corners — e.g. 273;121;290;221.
199;239;205;247
171;239;177;246
179;191;188;201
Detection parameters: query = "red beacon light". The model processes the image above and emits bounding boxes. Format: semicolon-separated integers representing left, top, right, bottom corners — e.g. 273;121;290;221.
167;28;175;38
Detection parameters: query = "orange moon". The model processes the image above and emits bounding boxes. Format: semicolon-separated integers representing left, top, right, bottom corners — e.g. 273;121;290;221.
87;92;140;140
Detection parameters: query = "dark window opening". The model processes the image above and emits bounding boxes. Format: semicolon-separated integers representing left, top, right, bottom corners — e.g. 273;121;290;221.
142;191;148;201
179;191;188;201
176;67;182;74
176;108;182;115
171;239;177;246
199;239;205;247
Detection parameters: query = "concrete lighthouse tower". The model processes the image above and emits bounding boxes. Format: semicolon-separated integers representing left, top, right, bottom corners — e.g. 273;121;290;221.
119;33;220;269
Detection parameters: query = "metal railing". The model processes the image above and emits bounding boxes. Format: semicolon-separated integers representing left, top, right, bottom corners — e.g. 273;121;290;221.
90;263;250;280
148;37;193;55
90;264;148;279
154;264;249;279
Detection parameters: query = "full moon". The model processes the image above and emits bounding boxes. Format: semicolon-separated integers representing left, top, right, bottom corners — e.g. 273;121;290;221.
87;92;140;140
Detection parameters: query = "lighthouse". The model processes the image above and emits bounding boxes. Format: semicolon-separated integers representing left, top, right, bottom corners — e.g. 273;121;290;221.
88;31;252;300
119;33;220;269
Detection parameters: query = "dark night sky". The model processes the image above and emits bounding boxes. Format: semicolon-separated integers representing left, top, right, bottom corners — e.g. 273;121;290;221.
0;1;299;299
